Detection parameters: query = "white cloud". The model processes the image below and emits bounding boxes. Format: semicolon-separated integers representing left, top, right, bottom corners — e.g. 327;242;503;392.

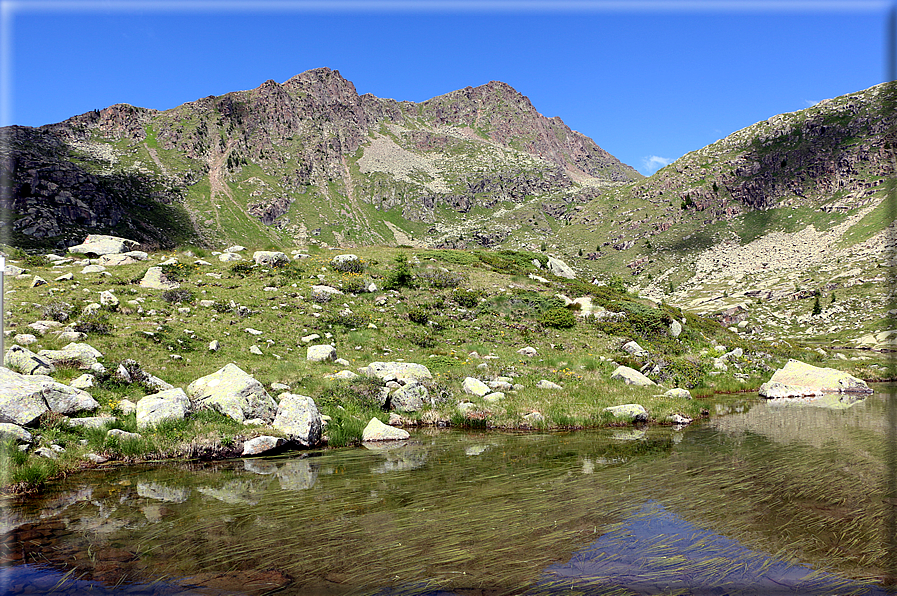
804;99;820;107
641;155;673;175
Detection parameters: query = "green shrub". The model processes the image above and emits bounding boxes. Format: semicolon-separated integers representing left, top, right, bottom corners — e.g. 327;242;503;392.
407;306;429;325
417;268;466;288
229;262;256;277
452;288;484;308
384;254;415;290
72;311;112;335
331;256;365;274
405;329;438;348
42;301;74;323
162;288;195;304
540;307;576;329
160;262;197;282
324;311;371;329
340;275;369;294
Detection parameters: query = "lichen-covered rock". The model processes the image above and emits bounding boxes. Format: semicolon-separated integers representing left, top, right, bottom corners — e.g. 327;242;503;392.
4;346;55;375
604;404;649;423
40;379;99;415
537;380;563;390
547;256;576;279
359;362;432;383
68;234;139;256
140;266;180;290
760;359;872;398
218;252;243;262
136;388;190;429
242;435;286;456
462;377;489;397
611;365;657;387
272;394;323;447
186;363;277;423
38;342;103;369
253;251;289;266
0;423;32;443
307;344;337;362
391;382;428;412
362;417;410;441
664;388;693;399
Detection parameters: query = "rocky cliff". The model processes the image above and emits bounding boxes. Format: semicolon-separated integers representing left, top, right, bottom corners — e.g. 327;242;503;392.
2;68;640;250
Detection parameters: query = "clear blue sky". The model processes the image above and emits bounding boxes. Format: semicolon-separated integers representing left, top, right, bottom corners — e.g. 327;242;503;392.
2;1;892;175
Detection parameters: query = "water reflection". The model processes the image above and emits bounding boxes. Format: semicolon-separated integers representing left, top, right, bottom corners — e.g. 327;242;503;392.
0;390;892;595
533;500;887;595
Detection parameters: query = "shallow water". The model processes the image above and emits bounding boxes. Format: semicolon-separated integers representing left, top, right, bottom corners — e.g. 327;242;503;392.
1;388;894;595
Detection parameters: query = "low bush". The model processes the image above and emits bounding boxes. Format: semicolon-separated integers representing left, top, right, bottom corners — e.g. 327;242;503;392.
417;268;466;288
539;307;576;329
452;288;484;308
331;257;365;274
160;262;197;282
407;306;430;325
42;301;74;322
162;288;195;304
72;311;112;335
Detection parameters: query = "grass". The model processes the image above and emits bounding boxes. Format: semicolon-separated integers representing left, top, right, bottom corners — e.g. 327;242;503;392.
1;242;889;494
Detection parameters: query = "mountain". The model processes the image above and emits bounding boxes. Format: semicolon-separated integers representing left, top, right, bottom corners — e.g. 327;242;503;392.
554;81;896;349
3;70;894;349
1;67;640;251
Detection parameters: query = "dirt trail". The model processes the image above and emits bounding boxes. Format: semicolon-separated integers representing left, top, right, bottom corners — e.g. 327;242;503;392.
208;142;279;245
144;144;169;177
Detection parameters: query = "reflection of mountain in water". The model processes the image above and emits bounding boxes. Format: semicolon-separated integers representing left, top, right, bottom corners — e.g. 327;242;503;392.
530;500;887;596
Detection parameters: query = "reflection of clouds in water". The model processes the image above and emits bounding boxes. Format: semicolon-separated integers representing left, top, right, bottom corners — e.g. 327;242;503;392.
534;500;887;596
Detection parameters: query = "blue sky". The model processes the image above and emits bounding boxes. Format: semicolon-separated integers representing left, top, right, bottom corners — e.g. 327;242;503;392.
1;1;892;175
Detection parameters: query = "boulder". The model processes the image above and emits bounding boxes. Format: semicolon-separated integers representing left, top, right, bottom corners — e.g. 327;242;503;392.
391;382;428;412
41;380;99;415
223;245;246;253
307;344;337;362
38;342;103;369
359;362;432;383
462;377;490;397
140;267;180;290
547;256;576;279
272;394;323;447
136;388;190;429
516;346;538;357
611;365;657;387
99;290;119;308
604;404;649;423
0;368;51;425
4;264;24;277
311;285;343;300
663;388;693;399
68;235;139;257
242;435;287;456
81;265;106;274
622;341;648;358
107;428;142;441
68;416;115;429
99;254;138;267
13;334;38;346
218;252;243;262
186;363;277;423
30;276;47;288
669;320;683;338
362;417;410;441
537;380;563;390
5;346;55;375
759;359;872;398
483;392;504;403
0;423;32;443
253;251;289;267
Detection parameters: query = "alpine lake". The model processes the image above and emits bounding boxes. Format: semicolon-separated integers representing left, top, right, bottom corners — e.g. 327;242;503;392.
2;386;895;596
